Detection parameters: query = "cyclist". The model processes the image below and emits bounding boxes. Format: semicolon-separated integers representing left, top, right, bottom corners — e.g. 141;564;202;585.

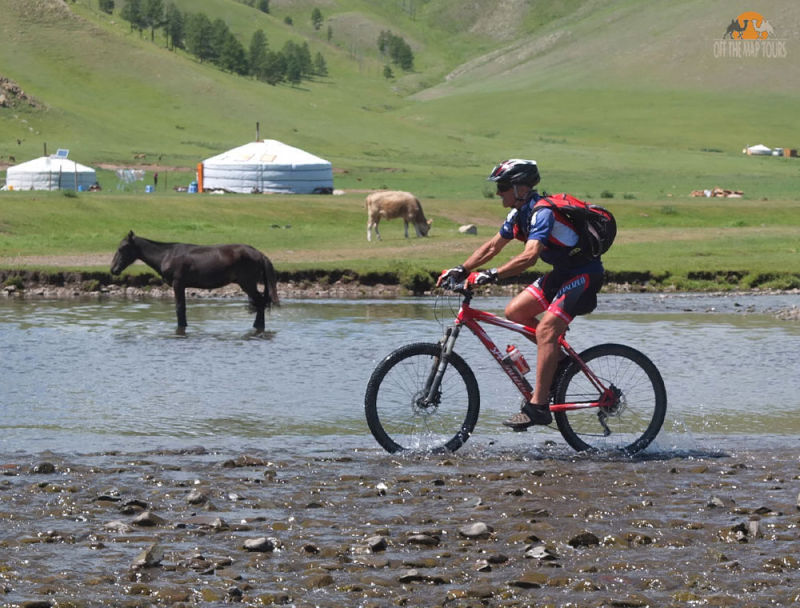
436;159;605;430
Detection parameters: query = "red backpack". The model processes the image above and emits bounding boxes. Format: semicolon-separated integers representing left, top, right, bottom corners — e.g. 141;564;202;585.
534;193;617;259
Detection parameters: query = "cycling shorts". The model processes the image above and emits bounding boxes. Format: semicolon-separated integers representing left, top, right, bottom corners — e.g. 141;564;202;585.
525;268;604;324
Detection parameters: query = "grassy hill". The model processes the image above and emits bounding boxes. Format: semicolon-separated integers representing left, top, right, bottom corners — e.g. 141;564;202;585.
1;0;798;201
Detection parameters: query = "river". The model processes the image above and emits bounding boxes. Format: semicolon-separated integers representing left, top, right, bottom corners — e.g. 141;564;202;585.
2;292;799;457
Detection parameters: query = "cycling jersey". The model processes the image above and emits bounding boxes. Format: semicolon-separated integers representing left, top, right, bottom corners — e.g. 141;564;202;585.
499;192;602;271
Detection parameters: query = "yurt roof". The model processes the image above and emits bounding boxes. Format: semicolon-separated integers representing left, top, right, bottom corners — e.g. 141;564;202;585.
8;155;96;174
203;140;331;167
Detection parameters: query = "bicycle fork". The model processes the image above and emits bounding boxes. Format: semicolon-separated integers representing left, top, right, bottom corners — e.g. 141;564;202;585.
419;325;462;406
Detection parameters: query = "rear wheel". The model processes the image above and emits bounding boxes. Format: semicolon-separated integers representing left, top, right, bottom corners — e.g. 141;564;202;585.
553;343;666;455
365;343;480;453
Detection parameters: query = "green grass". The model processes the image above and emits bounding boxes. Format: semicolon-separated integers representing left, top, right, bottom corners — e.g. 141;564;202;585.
1;191;798;291
1;0;799;291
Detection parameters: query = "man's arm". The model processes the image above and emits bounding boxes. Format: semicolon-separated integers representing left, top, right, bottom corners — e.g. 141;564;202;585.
495;237;543;279
462;233;511;271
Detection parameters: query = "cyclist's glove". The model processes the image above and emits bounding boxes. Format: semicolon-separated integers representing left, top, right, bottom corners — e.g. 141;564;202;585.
438;264;467;285
467;268;499;286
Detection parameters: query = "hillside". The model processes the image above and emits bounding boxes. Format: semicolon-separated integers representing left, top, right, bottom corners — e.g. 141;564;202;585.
1;0;799;200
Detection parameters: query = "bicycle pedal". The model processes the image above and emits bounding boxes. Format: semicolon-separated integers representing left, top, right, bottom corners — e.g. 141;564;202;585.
511;426;529;433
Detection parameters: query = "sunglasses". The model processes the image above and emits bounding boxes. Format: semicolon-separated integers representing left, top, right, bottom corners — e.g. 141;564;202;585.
496;182;513;193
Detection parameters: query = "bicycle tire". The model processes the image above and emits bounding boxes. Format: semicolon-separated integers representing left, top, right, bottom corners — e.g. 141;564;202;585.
365;342;480;453
553;343;666;455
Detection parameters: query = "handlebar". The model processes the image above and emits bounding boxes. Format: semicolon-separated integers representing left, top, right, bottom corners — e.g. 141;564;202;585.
439;277;474;300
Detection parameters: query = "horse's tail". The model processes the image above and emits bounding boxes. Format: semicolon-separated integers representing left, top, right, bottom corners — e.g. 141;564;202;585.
261;254;280;309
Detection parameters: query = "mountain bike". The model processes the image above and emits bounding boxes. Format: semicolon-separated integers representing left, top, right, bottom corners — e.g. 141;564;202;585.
364;282;667;454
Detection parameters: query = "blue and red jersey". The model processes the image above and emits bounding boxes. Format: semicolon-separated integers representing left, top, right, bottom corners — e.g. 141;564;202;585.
499;192;603;272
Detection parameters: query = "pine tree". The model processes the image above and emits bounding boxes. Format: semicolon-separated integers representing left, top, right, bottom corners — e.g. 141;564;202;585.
121;0;144;33
311;8;323;31
262;51;285;85
249;30;269;80
164;3;184;50
143;0;164;42
313;52;328;77
220;33;249;75
185;12;215;63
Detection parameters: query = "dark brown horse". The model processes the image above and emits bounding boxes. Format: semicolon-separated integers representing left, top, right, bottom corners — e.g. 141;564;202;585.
111;231;279;333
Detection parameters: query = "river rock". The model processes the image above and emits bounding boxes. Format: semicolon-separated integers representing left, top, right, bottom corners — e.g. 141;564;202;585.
709;495;735;509
104;520;132;534
718;522;749;543
119;499;148;515
366;535;388;552
509;571;549;589
458;522;493;539
305;572;334;588
398;569;447;584
569;531;601;547
186;489;208;505
406;533;440;547
132;543;164;569
525;544;558;561
221;454;269;468
183;514;227;529
132;511;167;527
30;462;56;474
243;537;275;552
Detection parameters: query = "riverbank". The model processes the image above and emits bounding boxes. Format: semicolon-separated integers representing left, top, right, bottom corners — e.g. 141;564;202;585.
2;444;800;607
2;268;799;319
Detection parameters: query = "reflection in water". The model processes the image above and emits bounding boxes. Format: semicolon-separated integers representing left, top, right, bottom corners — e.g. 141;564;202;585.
1;294;799;456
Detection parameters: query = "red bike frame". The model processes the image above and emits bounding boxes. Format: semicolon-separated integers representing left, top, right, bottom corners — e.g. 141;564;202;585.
453;295;615;413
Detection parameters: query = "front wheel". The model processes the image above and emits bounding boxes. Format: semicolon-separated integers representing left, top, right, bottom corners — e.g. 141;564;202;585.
553;343;667;455
365;343;480;453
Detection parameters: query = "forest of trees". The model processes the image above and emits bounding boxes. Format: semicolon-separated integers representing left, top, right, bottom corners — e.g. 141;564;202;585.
377;30;414;71
116;0;327;85
112;1;416;85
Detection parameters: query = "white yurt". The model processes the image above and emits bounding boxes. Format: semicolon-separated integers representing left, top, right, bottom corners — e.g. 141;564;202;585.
4;155;97;191
199;140;333;194
742;144;773;156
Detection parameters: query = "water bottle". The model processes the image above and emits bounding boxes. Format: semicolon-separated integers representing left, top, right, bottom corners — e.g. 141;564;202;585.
503;344;530;375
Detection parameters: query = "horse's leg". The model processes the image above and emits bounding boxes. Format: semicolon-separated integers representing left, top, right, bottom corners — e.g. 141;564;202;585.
253;304;265;331
173;282;188;335
241;282;265;331
404;220;409;238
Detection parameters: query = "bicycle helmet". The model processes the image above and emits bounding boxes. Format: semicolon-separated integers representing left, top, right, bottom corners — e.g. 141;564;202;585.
487;159;540;187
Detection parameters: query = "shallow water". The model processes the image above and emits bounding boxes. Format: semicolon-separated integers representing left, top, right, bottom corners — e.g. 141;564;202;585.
2;292;800;607
2;292;799;457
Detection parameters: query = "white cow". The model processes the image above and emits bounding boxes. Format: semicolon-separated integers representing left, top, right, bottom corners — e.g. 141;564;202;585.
366;191;432;242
